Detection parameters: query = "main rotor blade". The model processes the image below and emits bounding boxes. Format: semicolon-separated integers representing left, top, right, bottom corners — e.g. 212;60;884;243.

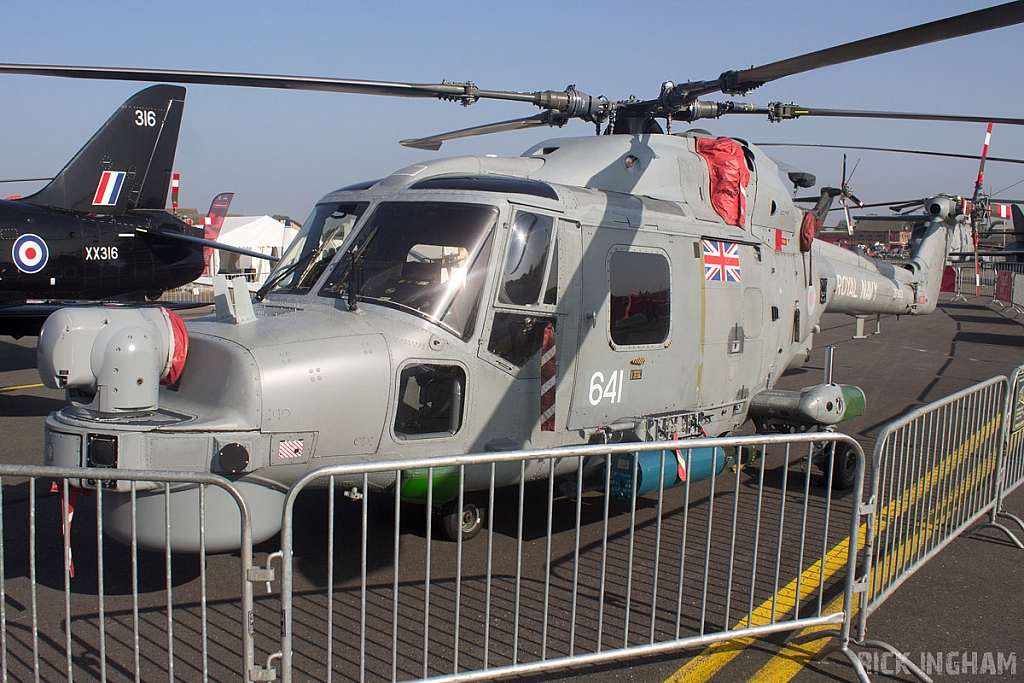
0;63;613;127
0;177;51;184
0;63;604;115
400;113;562;151
824;200;927;212
664;2;1024;104
889;199;928;212
0;63;510;99
852;214;931;222
732;2;1024;92
792;196;918;209
755;104;1024;127
755;142;1024;166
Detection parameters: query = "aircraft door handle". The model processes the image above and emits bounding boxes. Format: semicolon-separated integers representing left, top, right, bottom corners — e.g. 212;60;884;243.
585;310;597;328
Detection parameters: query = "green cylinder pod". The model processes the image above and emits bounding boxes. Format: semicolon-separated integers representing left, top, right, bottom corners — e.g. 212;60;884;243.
399;465;461;504
840;384;867;421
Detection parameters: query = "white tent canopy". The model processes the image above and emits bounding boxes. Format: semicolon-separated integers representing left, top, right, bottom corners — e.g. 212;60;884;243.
209;215;298;285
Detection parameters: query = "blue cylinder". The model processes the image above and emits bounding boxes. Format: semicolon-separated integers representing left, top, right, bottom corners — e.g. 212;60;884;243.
609;446;725;500
679;445;726;482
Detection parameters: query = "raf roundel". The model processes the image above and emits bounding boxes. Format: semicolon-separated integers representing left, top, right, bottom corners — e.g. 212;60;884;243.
12;234;49;274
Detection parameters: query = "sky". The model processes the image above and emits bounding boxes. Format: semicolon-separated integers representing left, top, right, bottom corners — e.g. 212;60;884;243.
2;0;1023;224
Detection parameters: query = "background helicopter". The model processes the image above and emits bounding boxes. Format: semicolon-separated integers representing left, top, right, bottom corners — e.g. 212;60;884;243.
0;86;274;338
760;128;1024;256
7;3;1024;551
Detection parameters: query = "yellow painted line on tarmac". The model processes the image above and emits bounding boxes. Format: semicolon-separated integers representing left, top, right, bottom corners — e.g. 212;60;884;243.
746;593;852;683
0;383;43;391
663;503;862;683
870;416;1000;594
664;415;1001;683
745;419;1001;682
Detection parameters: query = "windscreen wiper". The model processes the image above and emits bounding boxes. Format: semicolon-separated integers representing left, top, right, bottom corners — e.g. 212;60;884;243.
346;226;379;311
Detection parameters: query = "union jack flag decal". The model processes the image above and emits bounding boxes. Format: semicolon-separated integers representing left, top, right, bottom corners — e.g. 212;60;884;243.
702;240;741;282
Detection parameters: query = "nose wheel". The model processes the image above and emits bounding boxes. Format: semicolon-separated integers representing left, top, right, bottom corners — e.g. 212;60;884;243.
440;498;484;541
811;440;860;490
829;441;859;490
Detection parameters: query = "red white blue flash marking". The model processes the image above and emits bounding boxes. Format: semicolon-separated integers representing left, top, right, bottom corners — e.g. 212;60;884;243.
92;171;127;206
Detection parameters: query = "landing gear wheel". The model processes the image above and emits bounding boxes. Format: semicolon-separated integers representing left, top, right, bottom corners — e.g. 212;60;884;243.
831;442;859;491
440;499;484;541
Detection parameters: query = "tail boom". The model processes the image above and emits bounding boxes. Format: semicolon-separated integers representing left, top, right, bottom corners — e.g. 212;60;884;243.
816;216;950;316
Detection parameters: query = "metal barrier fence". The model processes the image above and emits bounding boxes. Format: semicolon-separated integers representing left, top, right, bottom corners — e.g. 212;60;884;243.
157;284;216;304
1002;366;1024;500
853;375;1010;679
11;375;1024;682
949;262;1024;305
275;433;866;683
0;465;256;683
985;365;1024;551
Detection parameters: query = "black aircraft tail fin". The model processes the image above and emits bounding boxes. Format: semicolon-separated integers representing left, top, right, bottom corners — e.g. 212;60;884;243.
22;85;186;215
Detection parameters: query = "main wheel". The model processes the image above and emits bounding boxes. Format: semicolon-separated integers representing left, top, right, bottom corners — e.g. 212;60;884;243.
440;499;484;541
830;442;859;491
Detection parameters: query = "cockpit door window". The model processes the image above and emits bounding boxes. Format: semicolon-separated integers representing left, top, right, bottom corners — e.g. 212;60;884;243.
485;211;560;371
499;212;555;306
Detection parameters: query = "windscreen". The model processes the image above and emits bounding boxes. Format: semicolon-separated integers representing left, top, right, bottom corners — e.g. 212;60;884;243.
320;201;498;339
257;202;367;297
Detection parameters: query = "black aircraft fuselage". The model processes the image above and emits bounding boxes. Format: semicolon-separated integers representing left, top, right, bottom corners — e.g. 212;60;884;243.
0;199;204;304
0;85;277;337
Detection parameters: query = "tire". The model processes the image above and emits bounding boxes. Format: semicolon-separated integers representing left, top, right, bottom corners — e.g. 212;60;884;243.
440;499;484;541
831;442;859;491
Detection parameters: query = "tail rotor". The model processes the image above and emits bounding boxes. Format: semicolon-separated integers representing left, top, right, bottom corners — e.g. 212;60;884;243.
969;122;994;295
839;154;865;236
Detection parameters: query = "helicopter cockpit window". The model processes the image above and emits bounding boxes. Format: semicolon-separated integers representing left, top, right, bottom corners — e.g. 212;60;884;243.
487;312;555;368
320;201;498;340
394;363;466;438
499;212;554;306
609;250;671;347
258;202;367;297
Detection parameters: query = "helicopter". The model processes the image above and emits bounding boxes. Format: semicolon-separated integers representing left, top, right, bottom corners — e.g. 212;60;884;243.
0;86;273;338
763;128;1024;261
12;2;1024;552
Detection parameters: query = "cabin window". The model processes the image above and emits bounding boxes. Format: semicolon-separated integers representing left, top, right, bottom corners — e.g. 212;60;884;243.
394;364;466;438
499;212;555;306
609;250;671;347
487;313;555;368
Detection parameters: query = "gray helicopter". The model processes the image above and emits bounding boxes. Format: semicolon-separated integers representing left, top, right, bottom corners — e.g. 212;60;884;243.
763;134;1024;261
12;2;1024;551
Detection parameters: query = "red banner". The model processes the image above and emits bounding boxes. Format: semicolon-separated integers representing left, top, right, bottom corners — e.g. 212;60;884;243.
997;270;1014;302
940;266;957;292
